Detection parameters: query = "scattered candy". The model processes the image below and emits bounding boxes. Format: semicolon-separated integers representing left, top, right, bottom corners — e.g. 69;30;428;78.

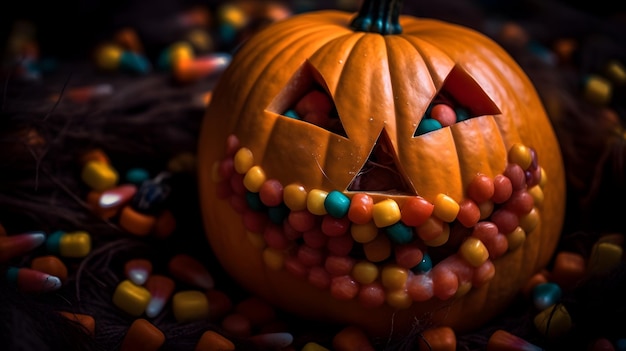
195;330;235;351
221;312;252;337
587;241;623;275
81;160;119;192
550;251;586;291
120;318;165;351
131;172;172;214
533;303;572;338
216;3;249;44
50;83;113;103
46;230;91;258
173;53;232;84
206;289;234;321
114;27;143;53
590;338;617;351
118;206;156;236
112;280;151;317
521;269;550;297
94;43;151;75
250;332;294;349
486;329;542;351
86;191;122;219
332;325;375;351
583;74;612;106
235;296;276;327
31;255;68;284
604;60;626;85
5;266;62;293
0;231;46;262
98;184;137;209
144;274;176;318
172;290;210;323
80;149;111;165
302;342;331;351
152;209;177;239
168;253;214;290
124;258;153;285
532;282;562;311
125;168;151;185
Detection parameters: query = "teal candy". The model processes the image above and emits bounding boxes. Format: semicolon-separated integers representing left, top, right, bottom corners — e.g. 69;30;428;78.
246;192;266;211
45;230;64;254
218;23;237;44
119;51;151;75
283;109;300;119
532;282;562;310
156;49;172;71
385;222;413;244
125;168;150;185
415;118;442;136
268;204;290;224
6;266;19;286
324;190;350;218
414;253;432;273
455;107;470;122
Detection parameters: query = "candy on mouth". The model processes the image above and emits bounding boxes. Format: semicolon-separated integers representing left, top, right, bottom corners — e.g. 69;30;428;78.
211;133;545;309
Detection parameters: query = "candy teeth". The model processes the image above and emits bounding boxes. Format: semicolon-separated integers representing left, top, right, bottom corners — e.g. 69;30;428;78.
211;135;545;308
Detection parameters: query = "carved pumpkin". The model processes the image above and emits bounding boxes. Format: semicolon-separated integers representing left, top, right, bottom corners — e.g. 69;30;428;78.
197;0;565;336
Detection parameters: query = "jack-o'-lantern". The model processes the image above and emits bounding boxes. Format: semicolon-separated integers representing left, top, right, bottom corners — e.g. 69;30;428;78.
197;0;565;336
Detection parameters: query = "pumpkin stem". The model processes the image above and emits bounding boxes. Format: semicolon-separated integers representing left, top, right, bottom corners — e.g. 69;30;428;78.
349;0;404;35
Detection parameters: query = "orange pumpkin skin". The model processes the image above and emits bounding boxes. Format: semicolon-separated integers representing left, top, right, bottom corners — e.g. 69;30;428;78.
197;9;565;336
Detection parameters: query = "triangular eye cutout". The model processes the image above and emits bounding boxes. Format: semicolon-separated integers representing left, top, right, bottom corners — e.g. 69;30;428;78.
268;61;346;137
415;65;501;136
347;129;415;195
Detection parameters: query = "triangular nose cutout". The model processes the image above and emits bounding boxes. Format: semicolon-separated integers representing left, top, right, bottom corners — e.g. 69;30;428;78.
347;130;415;195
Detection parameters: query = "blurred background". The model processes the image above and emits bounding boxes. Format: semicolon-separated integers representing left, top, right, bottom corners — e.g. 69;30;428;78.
2;0;625;60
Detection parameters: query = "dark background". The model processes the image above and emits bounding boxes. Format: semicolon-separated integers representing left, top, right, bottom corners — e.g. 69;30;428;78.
2;0;625;61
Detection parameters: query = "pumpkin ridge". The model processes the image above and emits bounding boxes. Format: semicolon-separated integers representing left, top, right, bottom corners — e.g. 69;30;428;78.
409;129;464;201
309;32;367;98
450;117;508;187
334;34;392;146
383;36;427;149
383;36;419;150
398;35;455;90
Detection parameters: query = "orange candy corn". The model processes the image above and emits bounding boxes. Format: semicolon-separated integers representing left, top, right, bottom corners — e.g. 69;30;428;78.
120;319;165;351
168;253;214;289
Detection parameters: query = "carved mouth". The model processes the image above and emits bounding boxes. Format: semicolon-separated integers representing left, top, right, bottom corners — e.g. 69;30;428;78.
211;134;545;309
